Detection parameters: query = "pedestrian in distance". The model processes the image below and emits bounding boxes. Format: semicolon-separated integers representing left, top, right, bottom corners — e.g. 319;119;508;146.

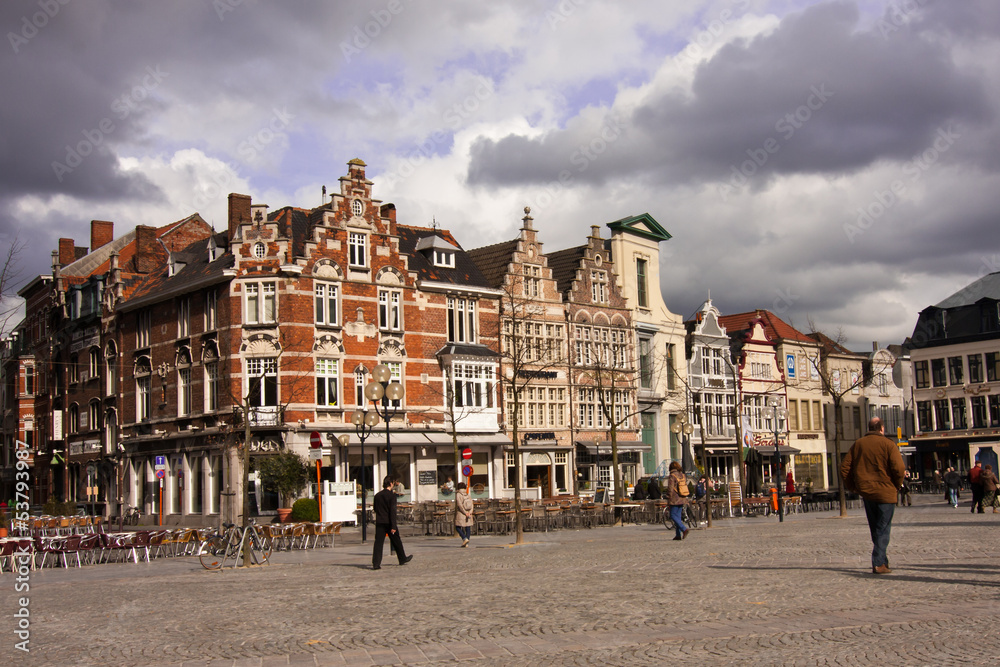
666;461;690;541
840;416;905;575
981;464;999;513
943;467;961;507
968;460;984;513
785;471;796;495
372;475;413;570
898;468;912;507
454;482;473;547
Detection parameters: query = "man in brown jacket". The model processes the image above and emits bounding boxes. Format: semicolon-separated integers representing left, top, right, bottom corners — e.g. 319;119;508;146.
840;417;906;575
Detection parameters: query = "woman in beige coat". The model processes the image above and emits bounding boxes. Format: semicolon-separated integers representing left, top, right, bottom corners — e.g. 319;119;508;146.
454;482;474;547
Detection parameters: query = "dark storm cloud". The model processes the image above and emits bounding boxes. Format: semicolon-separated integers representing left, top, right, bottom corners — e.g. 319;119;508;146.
466;0;993;190
0;0;362;202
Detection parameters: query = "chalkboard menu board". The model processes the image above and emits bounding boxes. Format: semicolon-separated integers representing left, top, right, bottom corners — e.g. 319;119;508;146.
594;488;609;504
418;470;437;485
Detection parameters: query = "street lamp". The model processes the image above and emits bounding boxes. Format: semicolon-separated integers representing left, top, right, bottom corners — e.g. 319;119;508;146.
342;410;379;543
670;414;695;472
365;363;404;481
671;414;696;521
767;396;788;523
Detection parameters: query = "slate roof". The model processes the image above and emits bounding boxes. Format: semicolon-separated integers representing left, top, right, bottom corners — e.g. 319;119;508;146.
934;271;1000;308
269;206;313;259
466;239;520;289
718;310;816;345
397;225;491;289
546;245;586;295
120;235;234;310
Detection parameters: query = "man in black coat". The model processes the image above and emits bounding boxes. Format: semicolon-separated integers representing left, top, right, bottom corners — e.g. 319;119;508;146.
372;475;412;570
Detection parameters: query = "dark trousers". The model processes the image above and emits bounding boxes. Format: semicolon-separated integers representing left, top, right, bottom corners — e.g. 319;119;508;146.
372;524;407;567
456;525;471;541
971;484;984;513
863;500;895;569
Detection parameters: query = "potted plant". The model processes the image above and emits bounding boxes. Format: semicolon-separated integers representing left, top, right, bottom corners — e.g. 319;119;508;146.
254;451;310;522
0;506;8;538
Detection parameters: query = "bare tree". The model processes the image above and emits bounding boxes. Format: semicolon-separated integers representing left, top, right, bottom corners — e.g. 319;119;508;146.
0;232;26;335
494;271;566;545
806;326;894;517
577;319;640;503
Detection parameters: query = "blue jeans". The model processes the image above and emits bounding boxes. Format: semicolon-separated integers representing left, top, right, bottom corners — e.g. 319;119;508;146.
669;505;687;539
456;525;471;541
948;488;958;506
863;500;895;569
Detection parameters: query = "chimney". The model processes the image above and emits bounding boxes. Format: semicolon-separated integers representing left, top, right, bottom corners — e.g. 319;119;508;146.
91;220;114;251
228;193;251;241
134;225;159;273
380;203;396;233
590;225;600;239
873;341;879;351
58;238;75;267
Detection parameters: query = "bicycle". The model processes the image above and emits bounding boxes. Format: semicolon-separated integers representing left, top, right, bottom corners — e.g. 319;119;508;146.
198;520;272;570
123;506;141;526
660;503;699;532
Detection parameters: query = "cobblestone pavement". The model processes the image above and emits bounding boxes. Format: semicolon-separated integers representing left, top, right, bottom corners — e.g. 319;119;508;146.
5;495;1000;666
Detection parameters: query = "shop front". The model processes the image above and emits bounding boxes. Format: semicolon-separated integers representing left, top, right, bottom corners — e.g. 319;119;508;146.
574;440;650;496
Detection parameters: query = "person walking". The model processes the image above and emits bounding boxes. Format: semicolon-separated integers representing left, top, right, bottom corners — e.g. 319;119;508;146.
372;475;413;570
840;417;905;575
666;461;690;541
968;460;984;513
898;468;912;507
943;467;962;507
981;464;999;513
454;482;474;547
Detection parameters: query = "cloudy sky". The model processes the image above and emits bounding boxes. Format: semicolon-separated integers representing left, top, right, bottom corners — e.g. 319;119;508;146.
2;0;998;349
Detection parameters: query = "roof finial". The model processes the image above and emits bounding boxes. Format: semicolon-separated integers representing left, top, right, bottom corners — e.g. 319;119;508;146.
522;206;533;229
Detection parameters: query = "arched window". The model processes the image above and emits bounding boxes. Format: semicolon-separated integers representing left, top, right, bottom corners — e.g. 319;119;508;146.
105;342;118;394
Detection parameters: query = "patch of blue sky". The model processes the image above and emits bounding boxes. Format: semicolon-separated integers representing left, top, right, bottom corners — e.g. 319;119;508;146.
435;48;516;88
554;78;621;126
325;56;407;97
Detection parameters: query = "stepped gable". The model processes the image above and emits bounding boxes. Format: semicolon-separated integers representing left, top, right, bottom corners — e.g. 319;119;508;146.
397;224;491;288
546;244;586;296
466;239;520;289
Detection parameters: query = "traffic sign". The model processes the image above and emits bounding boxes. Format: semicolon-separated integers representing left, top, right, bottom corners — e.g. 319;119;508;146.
462;464;473;477
308;448;323;461
310;431;322;449
155;455;166;469
462;448;472;459
155;469;165;479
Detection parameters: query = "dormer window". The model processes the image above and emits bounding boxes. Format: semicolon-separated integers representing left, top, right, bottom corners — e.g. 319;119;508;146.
351;199;364;217
434;250;455;268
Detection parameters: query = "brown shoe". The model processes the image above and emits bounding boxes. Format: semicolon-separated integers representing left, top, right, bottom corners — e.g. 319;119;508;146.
672;536;683;541
872;564;893;575
681;528;689;540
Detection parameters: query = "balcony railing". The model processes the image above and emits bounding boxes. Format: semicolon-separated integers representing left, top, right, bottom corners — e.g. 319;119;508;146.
233;405;284;428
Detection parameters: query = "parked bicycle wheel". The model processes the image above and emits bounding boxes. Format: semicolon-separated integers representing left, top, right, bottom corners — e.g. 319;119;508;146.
198;536;227;570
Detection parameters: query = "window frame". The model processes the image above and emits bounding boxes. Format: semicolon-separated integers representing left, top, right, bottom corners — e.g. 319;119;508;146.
314;282;340;327
245;281;277;325
636;258;648;308
316;358;340;408
378;289;402;331
348;232;368;268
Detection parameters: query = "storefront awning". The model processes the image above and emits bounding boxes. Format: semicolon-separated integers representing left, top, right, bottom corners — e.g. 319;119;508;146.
575;440;651;454
752;444;800;457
